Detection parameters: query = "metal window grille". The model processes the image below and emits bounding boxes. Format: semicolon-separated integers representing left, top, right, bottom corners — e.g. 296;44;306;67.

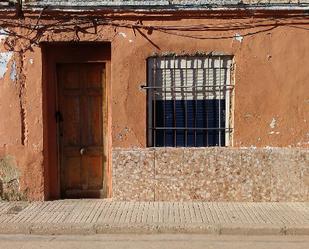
146;55;234;147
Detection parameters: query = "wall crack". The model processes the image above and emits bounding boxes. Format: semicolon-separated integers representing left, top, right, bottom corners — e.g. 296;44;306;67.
16;51;28;146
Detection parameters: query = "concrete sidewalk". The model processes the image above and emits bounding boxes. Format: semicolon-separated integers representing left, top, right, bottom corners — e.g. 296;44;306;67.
0;200;308;235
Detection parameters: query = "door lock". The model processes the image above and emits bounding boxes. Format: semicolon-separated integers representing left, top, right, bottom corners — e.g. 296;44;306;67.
80;147;86;156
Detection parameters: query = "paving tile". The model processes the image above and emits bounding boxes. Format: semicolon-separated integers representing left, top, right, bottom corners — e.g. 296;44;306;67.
96;201;113;223
0;200;308;235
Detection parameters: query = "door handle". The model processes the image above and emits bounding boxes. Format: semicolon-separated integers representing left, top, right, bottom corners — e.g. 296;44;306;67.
80;147;86;156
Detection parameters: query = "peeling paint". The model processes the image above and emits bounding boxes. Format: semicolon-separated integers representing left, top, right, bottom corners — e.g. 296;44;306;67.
234;33;243;43
0;52;13;79
269;131;280;135
117;127;130;141
10;61;16;81
0;28;8;43
0;155;26;201
269;118;277;129
119;32;127;38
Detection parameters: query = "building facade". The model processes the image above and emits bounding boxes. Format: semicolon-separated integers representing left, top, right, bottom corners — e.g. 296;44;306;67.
0;0;308;201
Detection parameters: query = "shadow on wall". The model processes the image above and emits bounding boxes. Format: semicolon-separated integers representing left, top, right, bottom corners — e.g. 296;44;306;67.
0;155;27;201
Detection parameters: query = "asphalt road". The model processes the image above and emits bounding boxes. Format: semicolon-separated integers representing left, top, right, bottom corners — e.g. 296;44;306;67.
0;234;309;249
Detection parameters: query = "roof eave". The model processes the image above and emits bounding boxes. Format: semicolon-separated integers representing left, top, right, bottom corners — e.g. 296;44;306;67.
20;2;309;12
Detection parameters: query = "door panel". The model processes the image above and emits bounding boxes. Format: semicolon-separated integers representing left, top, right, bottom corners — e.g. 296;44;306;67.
61;64;81;89
57;63;105;198
83;64;103;89
62;96;81;146
88;96;103;145
64;156;81;189
85;156;103;189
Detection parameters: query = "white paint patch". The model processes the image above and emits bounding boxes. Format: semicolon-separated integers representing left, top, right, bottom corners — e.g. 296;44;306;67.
269;131;280;135
129;39;133;43
234;33;243;43
269;118;277;129
0;51;13;79
0;28;9;42
29;58;34;64
119;32;127;38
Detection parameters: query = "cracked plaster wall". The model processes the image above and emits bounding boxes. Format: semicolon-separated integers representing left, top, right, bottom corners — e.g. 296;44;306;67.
0;28;44;201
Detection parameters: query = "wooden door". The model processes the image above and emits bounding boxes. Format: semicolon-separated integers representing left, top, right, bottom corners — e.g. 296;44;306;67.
57;63;105;198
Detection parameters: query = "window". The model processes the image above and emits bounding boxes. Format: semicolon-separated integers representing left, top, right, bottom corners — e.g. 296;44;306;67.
146;55;234;147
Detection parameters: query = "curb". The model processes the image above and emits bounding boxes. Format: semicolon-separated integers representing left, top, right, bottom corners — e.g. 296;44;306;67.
285;225;309;235
0;223;309;235
218;224;285;236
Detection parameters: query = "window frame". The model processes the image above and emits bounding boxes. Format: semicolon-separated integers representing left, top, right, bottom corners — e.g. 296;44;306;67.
146;54;234;148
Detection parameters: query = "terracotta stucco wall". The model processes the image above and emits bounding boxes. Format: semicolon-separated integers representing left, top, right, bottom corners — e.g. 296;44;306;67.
108;17;309;148
0;42;44;200
0;11;308;200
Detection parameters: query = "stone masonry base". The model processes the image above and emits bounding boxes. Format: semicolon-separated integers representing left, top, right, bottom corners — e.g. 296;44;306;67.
112;148;309;201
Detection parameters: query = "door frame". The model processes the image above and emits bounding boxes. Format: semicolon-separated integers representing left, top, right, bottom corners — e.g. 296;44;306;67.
42;43;112;200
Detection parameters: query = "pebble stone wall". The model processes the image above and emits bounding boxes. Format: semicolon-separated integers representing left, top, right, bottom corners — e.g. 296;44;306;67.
112;148;309;201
